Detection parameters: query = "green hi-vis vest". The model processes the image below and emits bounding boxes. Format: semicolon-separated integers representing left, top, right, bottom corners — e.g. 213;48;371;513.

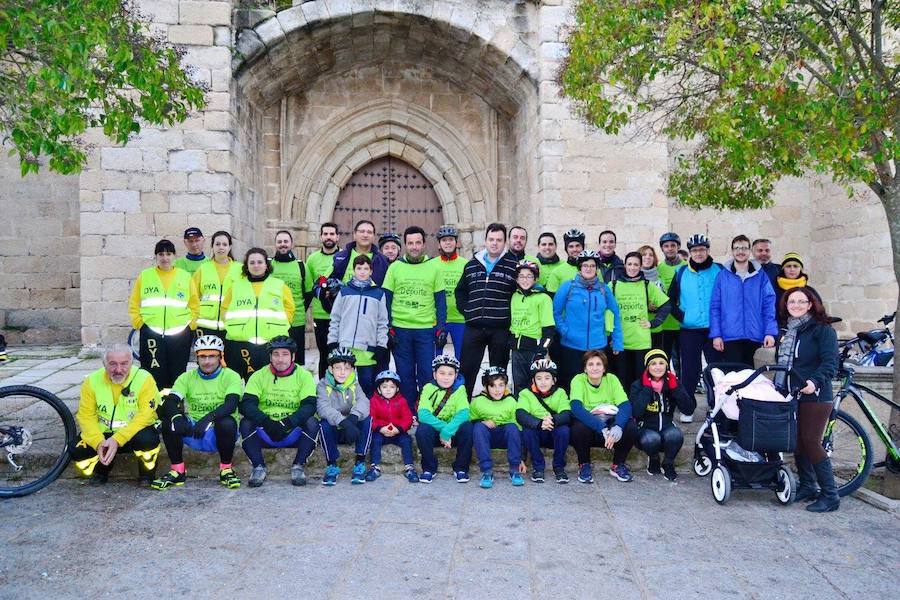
224;276;290;344
269;259;306;327
139;267;193;335
196;260;243;331
90;366;153;432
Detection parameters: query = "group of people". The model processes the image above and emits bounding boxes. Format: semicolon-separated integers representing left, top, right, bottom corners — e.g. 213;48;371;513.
71;220;840;511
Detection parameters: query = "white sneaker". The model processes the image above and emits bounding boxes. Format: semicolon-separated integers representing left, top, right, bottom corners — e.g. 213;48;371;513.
679;412;694;423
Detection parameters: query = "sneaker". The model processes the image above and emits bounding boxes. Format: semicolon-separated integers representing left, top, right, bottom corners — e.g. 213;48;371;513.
479;471;494;489
405;468;420;483
662;463;678;482
609;463;634;482
454;471;470;483
531;470;545;483
554;468;569;484
322;464;340;486
510;472;525;486
88;466;110;486
577;463;593;484
647;456;661;476
351;461;366;484
151;470;185;491
679;412;694;423
249;465;267;488
290;464;307;486
365;465;382;482
420;471;434;484
219;468;241;489
137;467;156;487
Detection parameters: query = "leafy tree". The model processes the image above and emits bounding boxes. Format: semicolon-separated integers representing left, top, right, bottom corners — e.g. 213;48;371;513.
0;0;206;175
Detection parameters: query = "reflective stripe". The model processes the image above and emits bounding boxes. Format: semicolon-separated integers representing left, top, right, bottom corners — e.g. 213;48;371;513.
248;337;267;345
98;417;129;429
223;309;288;320
74;455;100;476
140;298;189;308
200;295;220;302
196;318;225;329
147;325;189;336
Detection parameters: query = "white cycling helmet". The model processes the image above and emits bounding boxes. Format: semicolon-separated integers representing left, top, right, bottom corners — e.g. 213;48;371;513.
193;335;225;354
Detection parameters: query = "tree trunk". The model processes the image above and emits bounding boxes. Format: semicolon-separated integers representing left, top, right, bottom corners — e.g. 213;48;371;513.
879;180;900;499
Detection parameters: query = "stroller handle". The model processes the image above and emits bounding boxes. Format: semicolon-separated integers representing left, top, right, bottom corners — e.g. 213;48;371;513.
723;364;801;397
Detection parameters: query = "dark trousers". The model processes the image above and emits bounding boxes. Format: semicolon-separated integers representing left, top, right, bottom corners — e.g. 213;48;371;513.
139;325;192;389
415;421;473;474
510;348;536;395
239;416;318;467
446;322;466;361
319;417;373;464
569;418;637;465
717;338;760;367
522;426;570;471
797;402;832;464
357;365;377;400
636;424;684;463
313;319;331;379
370;430;414;466
288;325;306;367
473;422;522;473
161;415;237;464
393;327;435;410
460;326;511;397
678;328;714;402
224;340;269;382
71;427;160;475
613;349;646;391
556;345;587;393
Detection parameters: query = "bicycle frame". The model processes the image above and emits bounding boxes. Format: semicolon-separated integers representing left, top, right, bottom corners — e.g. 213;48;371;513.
834;374;900;466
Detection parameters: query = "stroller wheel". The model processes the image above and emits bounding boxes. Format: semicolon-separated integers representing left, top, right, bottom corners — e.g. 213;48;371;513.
711;465;731;504
693;454;713;477
775;466;797;505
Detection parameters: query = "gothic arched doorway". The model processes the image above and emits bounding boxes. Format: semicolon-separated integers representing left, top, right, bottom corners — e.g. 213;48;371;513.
333;157;443;255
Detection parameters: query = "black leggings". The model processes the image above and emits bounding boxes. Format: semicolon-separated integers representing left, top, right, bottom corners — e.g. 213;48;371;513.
161;415;237;464
313;319;330;379
636;424;684;463
224;340;269;382
569;419;637;465
139;326;192;389
797;402;831;464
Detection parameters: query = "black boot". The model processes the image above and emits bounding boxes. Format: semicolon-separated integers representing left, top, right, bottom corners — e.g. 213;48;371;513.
89;462;111;485
807;459;840;513
794;455;819;502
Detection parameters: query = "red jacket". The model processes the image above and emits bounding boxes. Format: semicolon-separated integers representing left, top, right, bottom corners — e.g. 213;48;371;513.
369;391;413;432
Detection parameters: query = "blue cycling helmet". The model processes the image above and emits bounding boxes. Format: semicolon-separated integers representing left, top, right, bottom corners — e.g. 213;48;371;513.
375;370;401;387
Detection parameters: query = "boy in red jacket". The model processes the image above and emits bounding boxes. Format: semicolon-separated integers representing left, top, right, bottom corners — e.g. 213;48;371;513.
366;370;419;482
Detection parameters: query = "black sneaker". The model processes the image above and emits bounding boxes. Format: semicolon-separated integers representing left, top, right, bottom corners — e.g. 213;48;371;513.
151;470;186;491
554;468;569;484
137;466;156;486
662;463;678;482
531;470;545;483
89;469;109;486
647;456;661;476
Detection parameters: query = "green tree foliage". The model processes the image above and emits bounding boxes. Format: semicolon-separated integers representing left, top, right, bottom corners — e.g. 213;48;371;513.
0;0;206;175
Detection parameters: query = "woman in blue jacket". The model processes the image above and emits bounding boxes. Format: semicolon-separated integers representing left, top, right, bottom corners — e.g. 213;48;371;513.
552;251;623;391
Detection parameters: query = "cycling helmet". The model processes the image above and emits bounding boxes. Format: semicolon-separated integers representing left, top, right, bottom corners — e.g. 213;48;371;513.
432;354;461;371
514;259;540;278
193;335;224;354
267;335;297;354
378;232;401;248
481;366;508;388
686;234;710;249
529;358;558;378
659;232;681;247
575;249;600;267
327;346;356;366
563;228;585;246
375;370;401;387
436;225;459;240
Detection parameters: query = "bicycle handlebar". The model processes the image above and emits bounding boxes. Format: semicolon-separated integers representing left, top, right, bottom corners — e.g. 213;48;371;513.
878;312;896;325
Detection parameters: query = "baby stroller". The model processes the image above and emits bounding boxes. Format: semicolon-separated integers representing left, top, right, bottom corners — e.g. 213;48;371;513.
692;363;798;505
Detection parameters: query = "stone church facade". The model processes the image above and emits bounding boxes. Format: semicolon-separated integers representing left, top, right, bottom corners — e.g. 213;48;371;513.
0;0;895;348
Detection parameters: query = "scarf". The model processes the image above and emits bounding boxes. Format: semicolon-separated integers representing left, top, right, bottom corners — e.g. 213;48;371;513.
248;272;268;283
642;267;660;282
689;256;713;271
273;250;296;262
567;256;578;266
575;274;599;288
537;253;560;265
439;252;458;261
774;314;811;389
777;274;808;291
403;254;426;264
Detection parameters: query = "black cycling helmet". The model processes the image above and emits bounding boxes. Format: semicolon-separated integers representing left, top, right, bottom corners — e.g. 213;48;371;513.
375;369;401;387
529;358;558;378
378;232;401;248
481;366;508;389
327;346;356;366
267;335;297;354
563;228;585;246
436;225;459;240
575;249;600;267
686;234;710;250
432;354;460;372
514;259;540;279
659;232;681;247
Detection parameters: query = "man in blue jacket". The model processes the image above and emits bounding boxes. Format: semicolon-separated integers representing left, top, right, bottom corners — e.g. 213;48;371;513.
667;234;722;419
328;220;390;285
709;235;777;367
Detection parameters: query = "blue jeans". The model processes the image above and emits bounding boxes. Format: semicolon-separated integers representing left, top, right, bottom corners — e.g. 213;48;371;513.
239;417;318;467
445;322;466;361
473;422;522;473
393;327;435;410
415;421;473;474
522;426;570;471
319;417;373;464
370;430;414;466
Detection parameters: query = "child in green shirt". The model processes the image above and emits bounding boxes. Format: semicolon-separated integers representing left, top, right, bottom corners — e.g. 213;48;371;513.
471;367;524;489
516;358;572;484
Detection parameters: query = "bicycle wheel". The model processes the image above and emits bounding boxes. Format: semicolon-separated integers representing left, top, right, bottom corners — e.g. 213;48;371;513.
824;409;873;497
128;328;140;360
0;385;76;498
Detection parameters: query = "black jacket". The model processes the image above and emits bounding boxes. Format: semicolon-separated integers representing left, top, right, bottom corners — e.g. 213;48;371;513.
629;374;696;431
455;250;518;328
599;253;625;283
776;319;838;402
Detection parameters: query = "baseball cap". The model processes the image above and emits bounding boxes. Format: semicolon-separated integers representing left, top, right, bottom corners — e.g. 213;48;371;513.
183;227;203;238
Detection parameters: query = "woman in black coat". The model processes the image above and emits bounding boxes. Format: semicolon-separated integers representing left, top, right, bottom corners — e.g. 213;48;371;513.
776;287;839;512
629;349;696;481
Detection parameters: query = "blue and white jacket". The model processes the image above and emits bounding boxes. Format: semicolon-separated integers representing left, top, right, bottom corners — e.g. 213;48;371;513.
327;279;389;351
668;258;723;329
709;259;777;343
553;275;624;352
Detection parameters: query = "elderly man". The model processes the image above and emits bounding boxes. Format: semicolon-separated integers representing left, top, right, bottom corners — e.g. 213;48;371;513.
71;344;161;485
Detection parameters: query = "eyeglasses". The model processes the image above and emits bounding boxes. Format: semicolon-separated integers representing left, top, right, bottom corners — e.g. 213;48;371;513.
732;246;750;252
517;273;535;280
787;299;810;306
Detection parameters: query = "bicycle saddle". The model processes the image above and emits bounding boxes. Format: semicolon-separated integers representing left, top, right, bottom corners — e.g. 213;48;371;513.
857;330;889;345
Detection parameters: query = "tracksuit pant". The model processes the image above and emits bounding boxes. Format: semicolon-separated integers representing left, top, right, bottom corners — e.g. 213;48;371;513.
239;416;318;467
415;421;474;474
473;422;522;473
522;426;570;471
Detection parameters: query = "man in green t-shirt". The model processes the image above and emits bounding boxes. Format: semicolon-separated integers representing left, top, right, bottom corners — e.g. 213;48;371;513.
306;222;340;378
152;335;244;490
546;228;585;293
173;227;208;274
535;232;563;288
656;232;687;370
432;225;467;360
382;226;447;408
270;229;310;366
238;336;318;488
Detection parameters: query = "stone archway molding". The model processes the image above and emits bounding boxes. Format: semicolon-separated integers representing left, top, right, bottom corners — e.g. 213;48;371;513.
280;98;495;235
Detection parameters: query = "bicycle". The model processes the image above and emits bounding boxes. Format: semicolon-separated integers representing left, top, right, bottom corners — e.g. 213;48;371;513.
0;385;77;498
127;328;140;360
824;337;900;497
842;312;894;367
